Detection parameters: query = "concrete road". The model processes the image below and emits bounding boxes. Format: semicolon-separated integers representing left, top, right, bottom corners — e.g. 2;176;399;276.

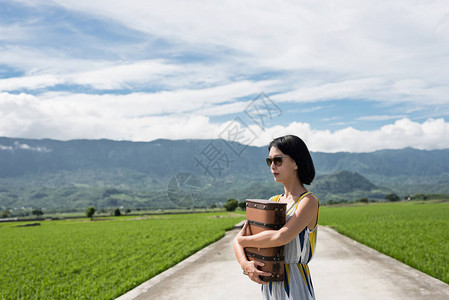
309;227;449;300
116;226;449;300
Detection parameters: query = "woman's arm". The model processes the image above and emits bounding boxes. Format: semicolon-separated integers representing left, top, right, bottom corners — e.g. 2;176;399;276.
233;225;271;284
238;194;319;248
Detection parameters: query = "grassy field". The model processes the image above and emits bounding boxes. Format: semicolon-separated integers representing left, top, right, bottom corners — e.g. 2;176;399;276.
2;201;448;299
318;201;449;284
0;212;245;299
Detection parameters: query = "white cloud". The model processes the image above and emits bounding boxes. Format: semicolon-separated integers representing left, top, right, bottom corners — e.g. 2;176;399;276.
2;1;448;106
0;46;107;74
0;145;13;151
0;24;32;42
251;118;449;152
274;77;449;106
273;78;387;103
0;48;268;92
0;81;274;139
10;1;449;83
36;79;276;117
0;141;51;152
1;91;447;152
0;74;64;91
357;115;406;121
14;142;52;152
67;60;183;90
214;117;449;152
0;59;192;91
1;0;449;151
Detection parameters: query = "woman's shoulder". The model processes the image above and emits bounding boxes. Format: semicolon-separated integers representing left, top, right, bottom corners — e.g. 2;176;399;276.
301;192;320;208
304;191;319;201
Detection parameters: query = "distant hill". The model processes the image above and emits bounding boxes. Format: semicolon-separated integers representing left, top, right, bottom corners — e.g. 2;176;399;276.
313;171;378;193
312;148;449;180
0;137;267;178
2;137;449;180
311;171;388;202
1;137;448;210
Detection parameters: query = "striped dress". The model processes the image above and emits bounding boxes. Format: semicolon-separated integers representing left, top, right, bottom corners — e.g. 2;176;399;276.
261;192;319;300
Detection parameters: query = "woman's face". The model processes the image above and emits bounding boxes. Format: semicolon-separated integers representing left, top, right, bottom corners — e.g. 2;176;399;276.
268;147;298;183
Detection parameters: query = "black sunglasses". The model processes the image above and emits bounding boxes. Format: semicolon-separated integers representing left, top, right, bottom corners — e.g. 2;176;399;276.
266;156;288;167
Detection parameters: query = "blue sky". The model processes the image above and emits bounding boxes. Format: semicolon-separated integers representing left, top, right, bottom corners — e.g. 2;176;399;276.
1;0;449;152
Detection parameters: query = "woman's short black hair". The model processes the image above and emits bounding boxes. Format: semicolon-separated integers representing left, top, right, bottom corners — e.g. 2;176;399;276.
268;135;315;185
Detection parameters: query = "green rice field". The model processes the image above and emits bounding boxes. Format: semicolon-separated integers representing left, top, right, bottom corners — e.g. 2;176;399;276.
318;201;449;284
0;212;245;300
2;201;448;299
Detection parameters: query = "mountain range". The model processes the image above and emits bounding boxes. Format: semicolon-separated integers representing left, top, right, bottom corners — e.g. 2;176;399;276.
1;137;448;210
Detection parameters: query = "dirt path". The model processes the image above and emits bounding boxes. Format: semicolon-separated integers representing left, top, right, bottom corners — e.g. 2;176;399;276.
116;226;449;300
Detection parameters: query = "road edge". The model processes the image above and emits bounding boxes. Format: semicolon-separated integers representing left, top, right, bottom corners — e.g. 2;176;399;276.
115;221;245;300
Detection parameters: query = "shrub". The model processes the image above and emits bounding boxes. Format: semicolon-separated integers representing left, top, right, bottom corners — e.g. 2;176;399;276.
114;208;121;216
224;199;238;211
32;209;44;217
385;193;400;202
1;210;11;218
86;206;96;220
238;201;246;211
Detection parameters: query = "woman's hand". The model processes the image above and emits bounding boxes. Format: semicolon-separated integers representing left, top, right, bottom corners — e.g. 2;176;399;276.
242;259;271;284
237;221;271;284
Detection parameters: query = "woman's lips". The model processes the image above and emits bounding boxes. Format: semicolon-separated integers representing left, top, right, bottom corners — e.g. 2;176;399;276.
272;172;279;176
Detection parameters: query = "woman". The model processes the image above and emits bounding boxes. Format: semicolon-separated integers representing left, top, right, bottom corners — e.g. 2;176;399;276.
233;135;319;300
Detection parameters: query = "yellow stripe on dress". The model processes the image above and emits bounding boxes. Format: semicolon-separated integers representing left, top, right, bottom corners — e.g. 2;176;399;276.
309;229;317;255
297;262;307;285
287;192;311;215
270;195;281;202
303;263;311;279
298;263;314;297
